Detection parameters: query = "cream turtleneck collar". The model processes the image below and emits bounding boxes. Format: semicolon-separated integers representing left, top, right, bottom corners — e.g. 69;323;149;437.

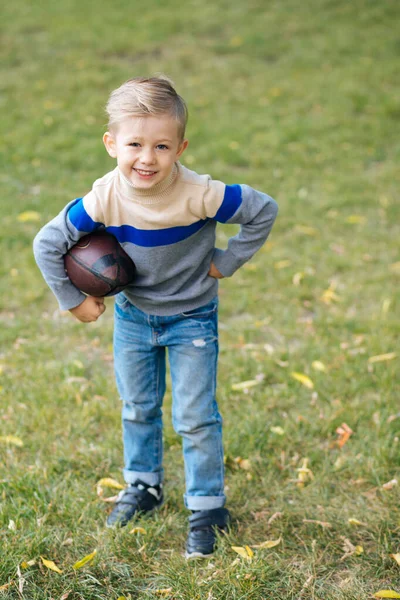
117;163;179;205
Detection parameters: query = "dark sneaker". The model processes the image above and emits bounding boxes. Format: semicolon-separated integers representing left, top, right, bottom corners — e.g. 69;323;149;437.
185;508;231;558
106;479;163;528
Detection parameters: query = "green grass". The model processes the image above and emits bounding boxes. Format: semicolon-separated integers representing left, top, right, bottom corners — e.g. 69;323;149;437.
1;0;400;597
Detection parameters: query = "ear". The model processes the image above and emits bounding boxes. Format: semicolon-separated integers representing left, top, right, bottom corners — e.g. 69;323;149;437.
103;131;118;158
175;138;189;159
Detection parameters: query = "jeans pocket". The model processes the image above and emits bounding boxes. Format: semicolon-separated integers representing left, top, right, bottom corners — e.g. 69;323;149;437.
115;293;130;311
181;298;218;319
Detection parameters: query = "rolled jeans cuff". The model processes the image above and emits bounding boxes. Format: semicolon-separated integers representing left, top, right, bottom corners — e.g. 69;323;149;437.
184;494;226;511
123;469;163;487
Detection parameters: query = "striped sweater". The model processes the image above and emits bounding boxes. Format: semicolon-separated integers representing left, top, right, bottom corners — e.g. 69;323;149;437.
33;162;278;315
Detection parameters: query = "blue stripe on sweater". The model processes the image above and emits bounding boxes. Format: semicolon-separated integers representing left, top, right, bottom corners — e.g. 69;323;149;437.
68;198;102;232
67;198;210;247
107;219;209;247
214;184;242;223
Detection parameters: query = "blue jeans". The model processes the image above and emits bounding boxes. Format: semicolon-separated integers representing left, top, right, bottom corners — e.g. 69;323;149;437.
113;294;225;511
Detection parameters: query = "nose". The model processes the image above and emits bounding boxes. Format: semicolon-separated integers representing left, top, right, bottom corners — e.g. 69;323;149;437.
139;147;156;165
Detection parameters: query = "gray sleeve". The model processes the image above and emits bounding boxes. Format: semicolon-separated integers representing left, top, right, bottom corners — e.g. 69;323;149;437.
211;185;278;277
33;200;89;311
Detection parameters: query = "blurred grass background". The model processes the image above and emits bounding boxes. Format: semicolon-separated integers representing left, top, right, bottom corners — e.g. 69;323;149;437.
0;0;399;598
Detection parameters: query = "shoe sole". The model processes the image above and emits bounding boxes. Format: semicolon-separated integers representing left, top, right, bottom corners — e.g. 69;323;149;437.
185;551;214;559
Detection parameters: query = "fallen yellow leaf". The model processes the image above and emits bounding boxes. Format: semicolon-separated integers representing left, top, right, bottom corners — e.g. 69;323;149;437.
231;546;253;560
20;560;36;569
345;215;366;224
96;478;124;489
373;591;400;598
252;537;282;549
274;259;292;269
312;360;326;372
0;435;24;447
231;379;261;391
368;353;396;363
17;211;41;223
291;372;314;389
355;545;364;555
390;554;400;566
321;282;340;304
294;224;319;236
129;527;147;535
348;518;365;526
270;426;285;435
40;557;63;574
292;272;305;286
72;549;97;570
296;458;314;487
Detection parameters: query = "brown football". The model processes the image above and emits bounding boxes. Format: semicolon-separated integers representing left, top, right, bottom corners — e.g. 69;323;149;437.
64;231;135;297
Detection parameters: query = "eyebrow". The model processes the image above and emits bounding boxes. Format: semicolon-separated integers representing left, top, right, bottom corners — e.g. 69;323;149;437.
125;136;174;143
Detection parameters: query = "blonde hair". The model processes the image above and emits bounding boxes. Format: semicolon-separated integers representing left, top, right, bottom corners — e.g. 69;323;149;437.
105;76;188;140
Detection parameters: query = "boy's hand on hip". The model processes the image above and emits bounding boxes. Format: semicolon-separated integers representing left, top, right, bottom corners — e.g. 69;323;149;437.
208;262;224;279
69;296;106;322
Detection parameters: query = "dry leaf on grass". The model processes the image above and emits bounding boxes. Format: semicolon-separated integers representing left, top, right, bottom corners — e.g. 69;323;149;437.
382;479;398;491
268;512;283;525
231;379;262;391
303;519;332;529
296;458;314;488
252;537;281;549
20;560;36;569
96;478;124;489
72;549;97;570
348;518;366;527
0;582;14;591
40;557;63;574
231;545;254;560
312;360;327;372
270;426;285;435
17;211;41;223
321;282;340;304
290;372;314;389
339;537;363;561
0;435;24;447
336;423;353;448
368;353;396;364
373;591;400;599
129;527;146;535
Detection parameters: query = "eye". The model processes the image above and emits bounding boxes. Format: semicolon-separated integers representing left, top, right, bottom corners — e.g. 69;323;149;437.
129;142;140;147
157;144;169;150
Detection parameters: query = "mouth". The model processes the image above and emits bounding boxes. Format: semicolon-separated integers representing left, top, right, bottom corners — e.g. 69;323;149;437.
134;168;158;179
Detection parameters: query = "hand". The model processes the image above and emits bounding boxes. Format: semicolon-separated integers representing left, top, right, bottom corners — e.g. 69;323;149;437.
69;296;106;322
208;262;224;279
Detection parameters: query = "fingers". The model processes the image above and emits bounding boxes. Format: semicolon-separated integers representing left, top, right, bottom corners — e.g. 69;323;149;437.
71;298;106;322
96;300;106;316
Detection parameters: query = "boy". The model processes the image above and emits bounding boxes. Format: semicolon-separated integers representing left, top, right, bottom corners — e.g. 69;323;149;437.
33;76;278;558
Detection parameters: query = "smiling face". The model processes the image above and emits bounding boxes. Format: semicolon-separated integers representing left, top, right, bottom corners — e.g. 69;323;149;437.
103;114;188;189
